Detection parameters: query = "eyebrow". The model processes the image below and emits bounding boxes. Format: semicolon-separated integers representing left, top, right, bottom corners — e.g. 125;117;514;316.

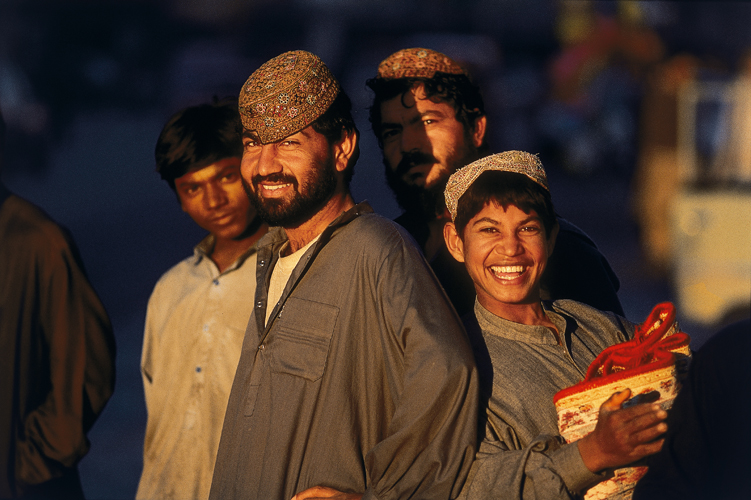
471;214;541;228
241;130;260;140
471;216;499;227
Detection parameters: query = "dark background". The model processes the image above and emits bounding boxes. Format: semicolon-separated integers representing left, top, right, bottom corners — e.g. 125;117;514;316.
1;1;750;498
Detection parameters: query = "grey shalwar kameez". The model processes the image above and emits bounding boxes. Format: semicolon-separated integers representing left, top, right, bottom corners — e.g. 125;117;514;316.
209;202;479;500
460;299;636;500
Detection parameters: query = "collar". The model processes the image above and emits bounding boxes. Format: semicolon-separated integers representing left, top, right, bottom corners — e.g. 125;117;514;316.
257;201;374;254
192;233;259;271
474;299;567;345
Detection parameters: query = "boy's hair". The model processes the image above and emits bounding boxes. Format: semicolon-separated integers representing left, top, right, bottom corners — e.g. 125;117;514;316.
366;72;486;150
454;171;558;238
155;97;243;191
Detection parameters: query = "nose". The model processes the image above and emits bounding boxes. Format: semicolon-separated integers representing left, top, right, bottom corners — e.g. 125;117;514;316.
494;232;523;257
205;184;228;209
400;126;425;156
253;144;283;178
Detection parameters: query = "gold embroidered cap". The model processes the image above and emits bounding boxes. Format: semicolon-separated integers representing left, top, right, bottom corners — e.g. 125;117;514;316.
444;151;550;221
239;50;340;144
377;47;466;80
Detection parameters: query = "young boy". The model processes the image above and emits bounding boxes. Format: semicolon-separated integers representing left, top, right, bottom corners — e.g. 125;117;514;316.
137;99;267;500
442;151;668;499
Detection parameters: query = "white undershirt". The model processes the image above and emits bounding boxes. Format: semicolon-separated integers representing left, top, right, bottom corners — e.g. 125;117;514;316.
265;235;320;325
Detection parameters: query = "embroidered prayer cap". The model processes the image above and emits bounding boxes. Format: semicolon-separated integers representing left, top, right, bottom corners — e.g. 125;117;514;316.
376;47;466;80
444;151;550;221
238;50;341;144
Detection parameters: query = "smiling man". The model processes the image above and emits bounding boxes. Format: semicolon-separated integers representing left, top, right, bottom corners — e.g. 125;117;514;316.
137;98;268;500
367;48;624;317
208;50;478;500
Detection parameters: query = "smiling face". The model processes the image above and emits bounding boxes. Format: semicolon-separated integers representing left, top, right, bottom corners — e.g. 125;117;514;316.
240;125;339;228
444;202;557;319
175;157;256;242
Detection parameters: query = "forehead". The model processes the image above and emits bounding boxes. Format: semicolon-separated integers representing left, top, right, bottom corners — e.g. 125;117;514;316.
471;201;540;224
175;157;241;183
243;123;325;143
379;84;459;123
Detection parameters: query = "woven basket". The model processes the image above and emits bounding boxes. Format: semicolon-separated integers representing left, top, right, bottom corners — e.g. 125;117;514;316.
553;302;691;500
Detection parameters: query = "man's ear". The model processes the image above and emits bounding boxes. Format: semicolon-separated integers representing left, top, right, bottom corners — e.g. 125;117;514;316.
443;222;466;263
333;129;358;173
471;115;487;149
547;221;560;257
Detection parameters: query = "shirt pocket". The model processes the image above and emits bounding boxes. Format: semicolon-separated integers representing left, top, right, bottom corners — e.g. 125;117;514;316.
268;297;339;381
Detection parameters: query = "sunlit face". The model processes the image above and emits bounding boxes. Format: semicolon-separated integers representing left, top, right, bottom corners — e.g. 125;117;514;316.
444;202;556;318
379;84;479;191
240;126;338;228
175;157;256;241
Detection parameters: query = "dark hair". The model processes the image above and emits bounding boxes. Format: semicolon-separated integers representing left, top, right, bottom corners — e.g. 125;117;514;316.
155;97;243;191
311;90;360;184
366;72;486;149
454;171;557;239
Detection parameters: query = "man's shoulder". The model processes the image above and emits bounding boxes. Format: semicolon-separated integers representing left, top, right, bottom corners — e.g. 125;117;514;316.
339;211;419;252
1;195;72;250
149;252;203;299
549;299;633;339
557;218;597;248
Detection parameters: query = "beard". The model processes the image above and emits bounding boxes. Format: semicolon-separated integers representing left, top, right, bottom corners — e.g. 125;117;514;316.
243;156;338;228
385;146;476;223
385;160;447;223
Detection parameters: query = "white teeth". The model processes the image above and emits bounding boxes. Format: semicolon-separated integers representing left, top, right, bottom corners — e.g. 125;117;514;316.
491;265;524;274
490;266;524;280
263;184;290;191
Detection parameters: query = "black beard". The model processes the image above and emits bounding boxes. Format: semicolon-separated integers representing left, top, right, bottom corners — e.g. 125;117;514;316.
242;161;337;228
384;143;480;222
385;164;447;223
385;150;448;222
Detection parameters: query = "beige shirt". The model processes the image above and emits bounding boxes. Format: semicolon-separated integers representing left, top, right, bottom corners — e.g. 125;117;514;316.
137;236;258;500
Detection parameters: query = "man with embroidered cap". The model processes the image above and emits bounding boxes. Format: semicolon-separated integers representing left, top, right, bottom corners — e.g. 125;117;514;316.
366;48;624;317
209;50;478;500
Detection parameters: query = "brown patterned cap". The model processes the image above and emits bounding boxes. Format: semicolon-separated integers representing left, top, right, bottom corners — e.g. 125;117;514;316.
444;151;549;221
238;50;340;144
377;47;466;80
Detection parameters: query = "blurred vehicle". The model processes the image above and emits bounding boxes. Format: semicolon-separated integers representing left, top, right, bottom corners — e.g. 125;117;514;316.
671;75;751;325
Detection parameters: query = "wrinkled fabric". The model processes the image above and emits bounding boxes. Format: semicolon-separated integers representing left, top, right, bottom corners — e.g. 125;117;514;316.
0;187;115;499
459;300;635;499
137;236;258;500
210;202;479;500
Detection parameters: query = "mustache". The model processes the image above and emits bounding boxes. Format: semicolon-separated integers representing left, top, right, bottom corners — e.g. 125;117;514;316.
394;150;437;177
250;173;298;187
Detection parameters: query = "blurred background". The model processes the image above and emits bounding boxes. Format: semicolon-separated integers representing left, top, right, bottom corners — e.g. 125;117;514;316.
1;1;750;498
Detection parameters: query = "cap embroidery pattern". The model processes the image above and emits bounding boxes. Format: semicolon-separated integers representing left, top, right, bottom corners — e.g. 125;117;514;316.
444;151;550;221
377;47;466;79
239;50;340;143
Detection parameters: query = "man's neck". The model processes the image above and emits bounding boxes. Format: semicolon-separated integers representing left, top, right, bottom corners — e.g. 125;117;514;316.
283;191;355;255
211;222;269;273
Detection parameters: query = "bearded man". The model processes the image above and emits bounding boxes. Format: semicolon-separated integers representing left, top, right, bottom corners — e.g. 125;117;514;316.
209;50;478;500
366;48;624;317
